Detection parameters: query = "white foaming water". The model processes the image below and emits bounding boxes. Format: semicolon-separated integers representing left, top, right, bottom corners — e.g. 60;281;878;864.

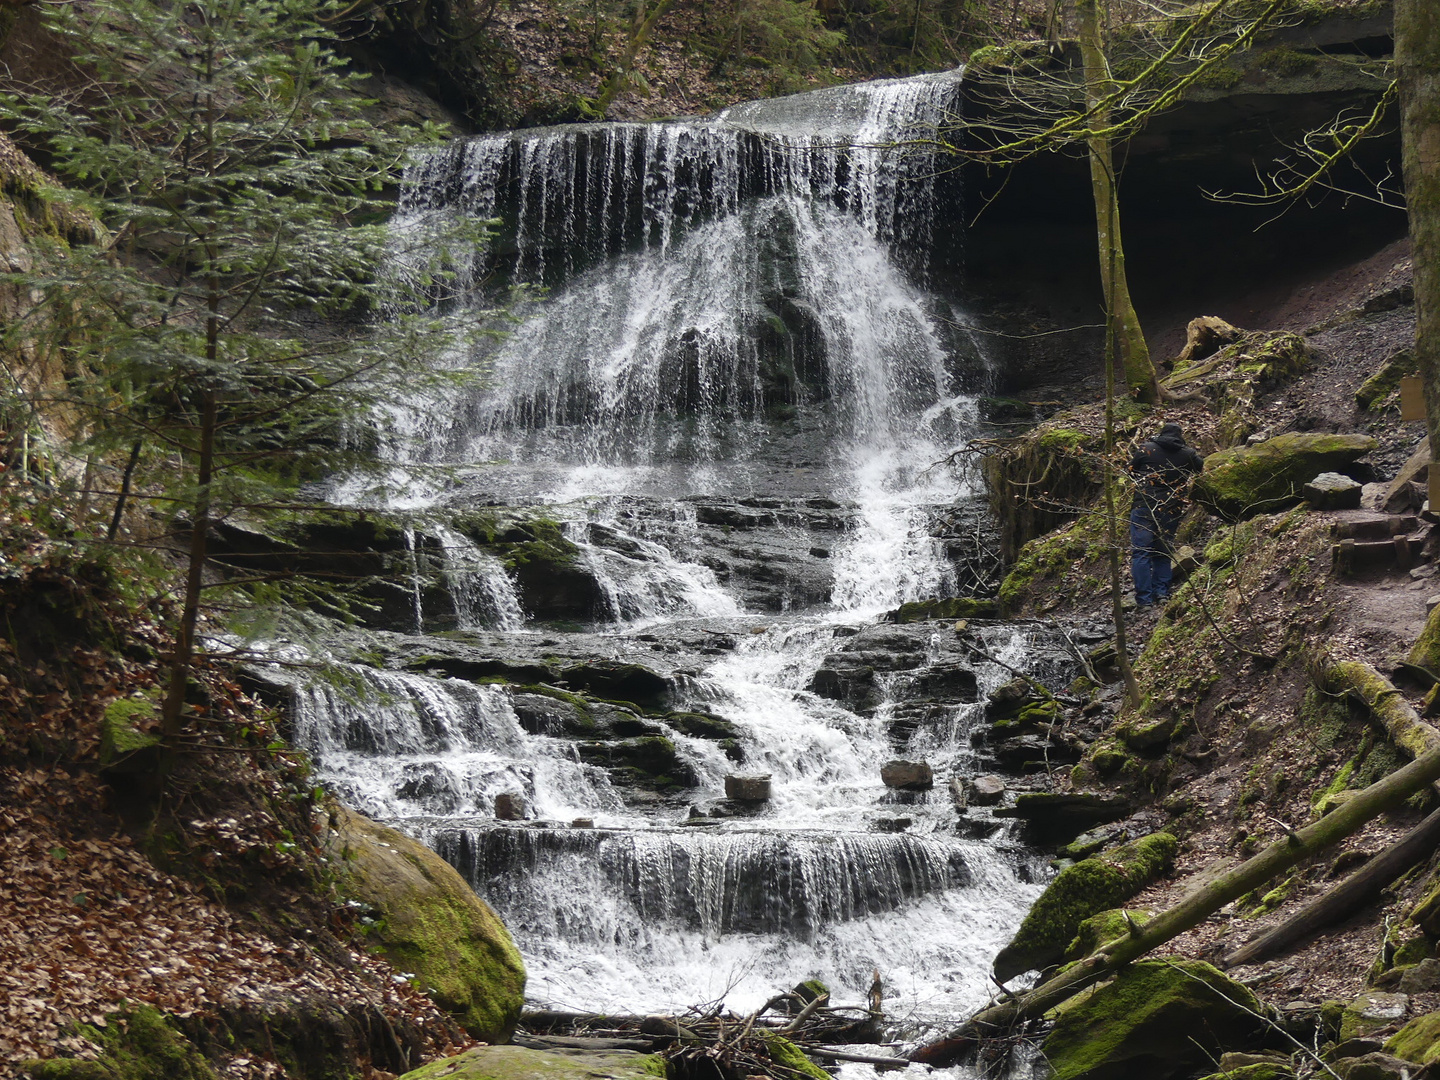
291;667;625;824
563;509;741;627
430;522;527;632
289;70;1065;1059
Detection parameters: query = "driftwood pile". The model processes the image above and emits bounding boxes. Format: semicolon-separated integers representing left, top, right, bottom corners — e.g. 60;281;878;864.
517;986;909;1078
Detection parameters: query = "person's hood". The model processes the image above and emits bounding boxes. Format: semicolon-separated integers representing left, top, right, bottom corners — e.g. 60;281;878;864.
1152;431;1185;451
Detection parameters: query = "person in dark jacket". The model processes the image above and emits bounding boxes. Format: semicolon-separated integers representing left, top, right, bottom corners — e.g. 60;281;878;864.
1129;422;1204;608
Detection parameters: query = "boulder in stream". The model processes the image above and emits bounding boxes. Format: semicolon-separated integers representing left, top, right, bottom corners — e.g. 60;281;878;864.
328;806;526;1043
881;760;934;791
724;773;772;802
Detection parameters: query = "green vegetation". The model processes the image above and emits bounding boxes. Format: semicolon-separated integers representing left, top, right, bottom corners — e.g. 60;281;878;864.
992;832;1177;981
1041;960;1267;1080
0;0;488;742
22;1006;216;1080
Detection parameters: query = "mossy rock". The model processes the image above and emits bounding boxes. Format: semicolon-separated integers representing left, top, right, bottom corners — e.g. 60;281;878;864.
99;693;163;770
886;597;1000;623
1409;603;1440;673
1340;991;1409;1041
1041;960;1269;1080
758;1033;829;1079
1194;433;1377;521
1064;908;1152;962
576;735;695;790
329;806;525;1042
1356;349;1417;411
21;1006;215;1080
398;1045;667;1079
993;833;1177;981
665;711;742;741
1386;1010;1440;1065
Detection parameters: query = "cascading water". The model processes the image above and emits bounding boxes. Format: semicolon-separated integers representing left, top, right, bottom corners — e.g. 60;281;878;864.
289;70;1074;1067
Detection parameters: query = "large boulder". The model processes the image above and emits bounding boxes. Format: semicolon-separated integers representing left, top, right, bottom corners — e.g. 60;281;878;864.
329;807;526;1043
399;1045;667;1080
992;832;1176;982
1040;960;1271;1080
1194;433;1377;520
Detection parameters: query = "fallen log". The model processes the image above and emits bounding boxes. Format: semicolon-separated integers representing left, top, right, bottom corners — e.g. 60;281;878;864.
1328;658;1440;773
1225;803;1440;967
804;1046;909;1068
911;734;1440;1066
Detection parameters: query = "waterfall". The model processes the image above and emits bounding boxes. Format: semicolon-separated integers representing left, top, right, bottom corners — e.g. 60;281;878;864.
287;69;1069;1050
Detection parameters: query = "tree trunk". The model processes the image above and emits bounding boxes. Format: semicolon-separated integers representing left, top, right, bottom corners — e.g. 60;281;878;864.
912;722;1440;1065
1398;0;1440;495
1224;804;1440;968
594;0;678;116
1077;0;1159;404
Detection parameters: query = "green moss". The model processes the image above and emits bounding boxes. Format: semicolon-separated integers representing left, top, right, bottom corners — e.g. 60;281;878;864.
758;1033;829;1079
1356;350;1417;412
399;1046;667;1079
22;1006;216;1080
1064;908;1151;961
1410;604;1440;672
1388;1012;1440;1066
993;833;1177;981
1195;432;1377;520
336;808;525;1042
99;692;163;764
1037;428;1087;452
1042;960;1266;1080
1090;742;1133;777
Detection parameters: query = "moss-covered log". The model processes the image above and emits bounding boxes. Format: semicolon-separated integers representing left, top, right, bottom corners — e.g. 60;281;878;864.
1327;658;1440;766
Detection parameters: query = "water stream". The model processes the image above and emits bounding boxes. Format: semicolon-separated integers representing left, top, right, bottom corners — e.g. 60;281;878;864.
291;69;1077;1070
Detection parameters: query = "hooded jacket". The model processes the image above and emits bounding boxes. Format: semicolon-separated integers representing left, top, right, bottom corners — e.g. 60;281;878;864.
1131;428;1203;516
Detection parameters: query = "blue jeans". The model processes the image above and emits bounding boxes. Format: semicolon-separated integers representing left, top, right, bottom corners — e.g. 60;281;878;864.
1130;503;1179;606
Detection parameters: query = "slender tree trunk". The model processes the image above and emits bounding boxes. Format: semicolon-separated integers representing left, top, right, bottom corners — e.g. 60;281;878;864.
1103;268;1141;707
1398;0;1440;497
1077;0;1159;404
106;439;143;542
161;27;222;740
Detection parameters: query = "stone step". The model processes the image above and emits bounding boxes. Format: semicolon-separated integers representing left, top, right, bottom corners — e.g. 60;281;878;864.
1334;534;1427;574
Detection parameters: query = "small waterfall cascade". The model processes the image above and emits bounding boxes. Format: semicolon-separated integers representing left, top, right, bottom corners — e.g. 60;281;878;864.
286;68;1078;1062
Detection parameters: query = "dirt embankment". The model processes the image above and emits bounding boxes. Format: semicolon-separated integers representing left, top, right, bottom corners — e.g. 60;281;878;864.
991;232;1440;1021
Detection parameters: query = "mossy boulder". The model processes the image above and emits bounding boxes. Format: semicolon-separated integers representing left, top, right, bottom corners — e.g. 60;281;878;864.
329;806;525;1042
21;1006;216;1080
1386;1010;1440;1065
1041;960;1270;1080
576;735;696;791
1194;433;1377;521
1356;349;1417;411
99;693;163;771
993;832;1176;981
398;1045;667;1080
